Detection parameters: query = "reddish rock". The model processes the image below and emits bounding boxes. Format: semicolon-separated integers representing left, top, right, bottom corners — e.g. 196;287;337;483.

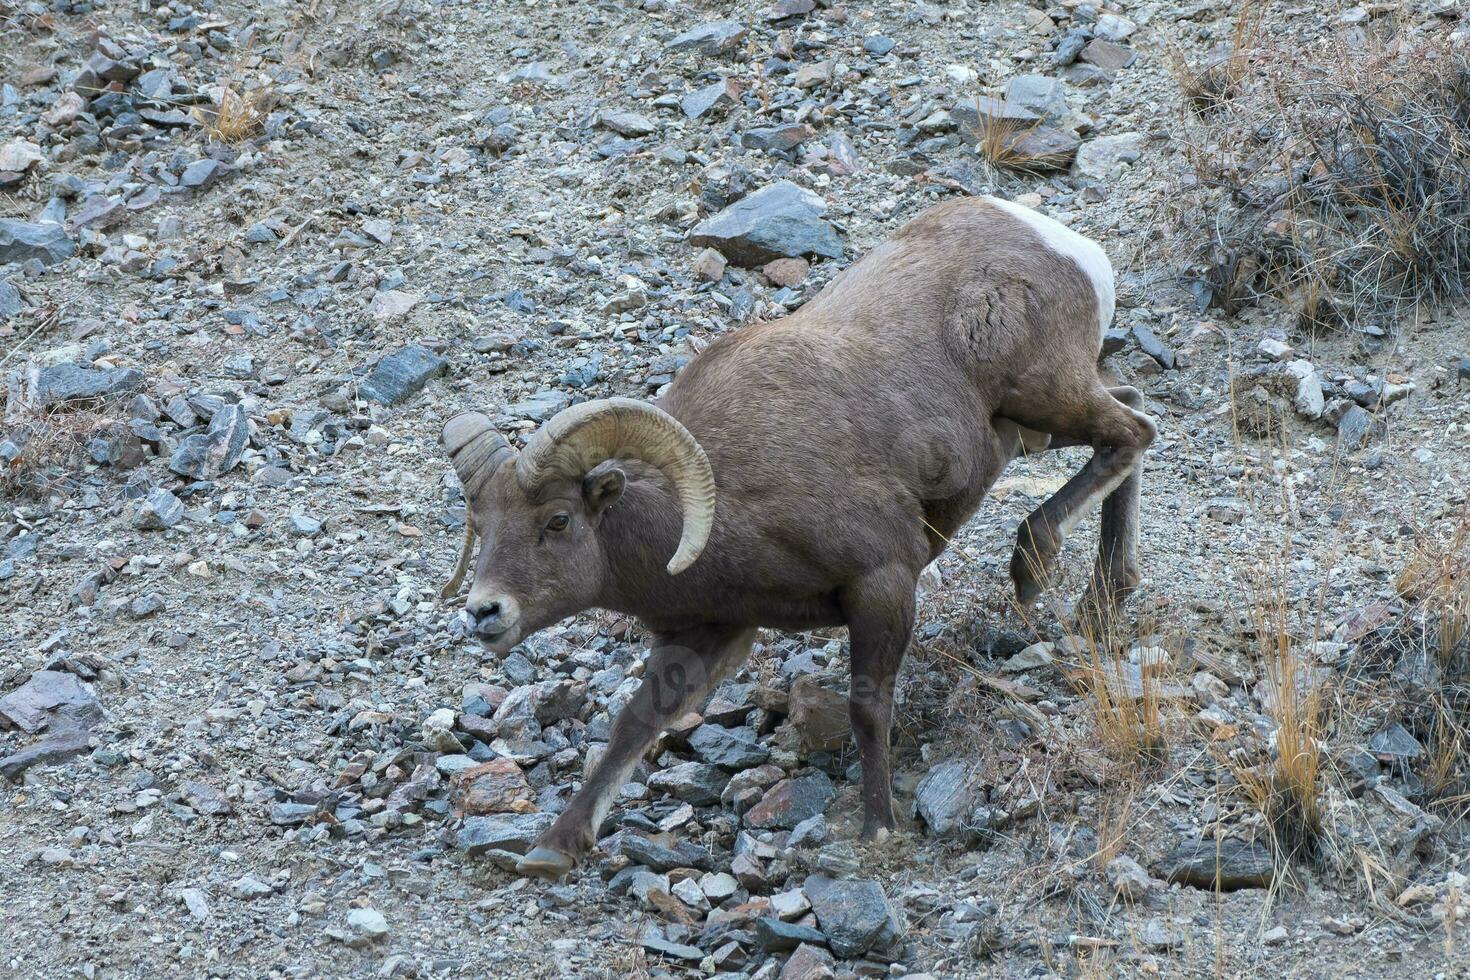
452;757;532;815
744;771;835;830
762;257;809;287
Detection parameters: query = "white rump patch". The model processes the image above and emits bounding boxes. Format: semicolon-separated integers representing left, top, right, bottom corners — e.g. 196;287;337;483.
984;196;1116;339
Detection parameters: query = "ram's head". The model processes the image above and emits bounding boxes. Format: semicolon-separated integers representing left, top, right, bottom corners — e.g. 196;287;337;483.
441;398;715;654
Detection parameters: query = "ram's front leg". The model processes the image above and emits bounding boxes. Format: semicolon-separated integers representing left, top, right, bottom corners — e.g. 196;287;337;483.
517;626;755;880
841;567;917;841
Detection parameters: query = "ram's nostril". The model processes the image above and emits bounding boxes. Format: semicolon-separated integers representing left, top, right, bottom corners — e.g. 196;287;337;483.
481;602;501;619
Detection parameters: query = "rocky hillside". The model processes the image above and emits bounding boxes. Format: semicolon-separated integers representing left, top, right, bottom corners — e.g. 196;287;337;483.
2;0;1469;978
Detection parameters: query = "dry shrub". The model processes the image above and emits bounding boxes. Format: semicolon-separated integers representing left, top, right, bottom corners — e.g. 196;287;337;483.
1172;27;1470;332
1;403;121;498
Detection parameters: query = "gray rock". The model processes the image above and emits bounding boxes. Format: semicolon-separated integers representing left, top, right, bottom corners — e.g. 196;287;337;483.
0;727;92;781
269;802;318;826
1002;75;1074;126
290;515;322;537
864;36;896;56
689;723;770;769
359;345;447;406
803;875;905;959
1132;323;1175;370
667;20;748;55
1337;404;1376;449
69;195;126;230
229;876;273;900
26;363;144;407
599;110;658;136
245;222;277;243
169;404;249;480
754;916;828;952
1074;132;1145;180
1001;642;1053;673
133;488;185;530
1106;854;1155;900
687;180;843;265
180;159;226;190
1368;722;1423;761
647;761;730;805
1157;838;1275;891
681;78;741;120
620;833;715;872
788;813;829;848
456;812;556;855
639;935;704;962
912;760;987;837
1080;38;1137;71
129;593;166;618
344;908;388;945
0;279;22;319
507;389;571;421
0;218;75;266
1141;918;1184;950
742;124;816;153
0;671;99;735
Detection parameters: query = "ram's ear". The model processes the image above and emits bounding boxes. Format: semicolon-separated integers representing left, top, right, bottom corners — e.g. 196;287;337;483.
582;467;626;517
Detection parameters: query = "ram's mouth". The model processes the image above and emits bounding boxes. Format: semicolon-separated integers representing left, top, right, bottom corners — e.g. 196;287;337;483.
477;624;522;656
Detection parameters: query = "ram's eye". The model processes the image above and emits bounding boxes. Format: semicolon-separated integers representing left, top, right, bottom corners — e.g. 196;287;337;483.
546;513;570;532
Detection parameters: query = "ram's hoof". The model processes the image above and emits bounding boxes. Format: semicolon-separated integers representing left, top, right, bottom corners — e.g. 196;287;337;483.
516;845;575;881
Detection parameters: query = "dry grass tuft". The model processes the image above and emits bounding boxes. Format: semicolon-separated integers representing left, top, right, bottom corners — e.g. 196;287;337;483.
1230;598;1325;866
1172;27;1470;332
972;115;1076;175
1063;611;1170;768
1395;508;1470;670
193;83;273;144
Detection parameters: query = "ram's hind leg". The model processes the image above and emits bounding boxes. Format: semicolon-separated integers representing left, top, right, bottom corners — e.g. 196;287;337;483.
1003;383;1155;607
1079;386;1145;611
517;626;755;880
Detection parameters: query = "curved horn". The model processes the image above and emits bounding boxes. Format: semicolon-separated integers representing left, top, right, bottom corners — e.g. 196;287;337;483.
442;412;513;501
440;413;513;599
515;398;715;575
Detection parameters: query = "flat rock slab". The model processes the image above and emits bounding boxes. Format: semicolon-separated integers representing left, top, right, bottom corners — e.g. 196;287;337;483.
169;404;249;480
359;344;446;405
456;811;556;855
0;670;99;734
803;874;904;959
9;363;144;409
753;916;828;952
689;723;770;769
647;761;730;805
1157;838;1276;891
0;218;75;266
687;180;843;266
0;727;91;781
667;20;748;55
620;833;716;873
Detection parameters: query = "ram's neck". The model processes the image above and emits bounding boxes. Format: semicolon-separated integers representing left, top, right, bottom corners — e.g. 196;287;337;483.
593;464;686;617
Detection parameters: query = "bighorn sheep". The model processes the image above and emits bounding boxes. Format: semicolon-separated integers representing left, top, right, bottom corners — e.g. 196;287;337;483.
441;196;1156;879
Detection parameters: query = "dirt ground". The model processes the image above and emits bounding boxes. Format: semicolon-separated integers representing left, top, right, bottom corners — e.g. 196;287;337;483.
3;0;1470;977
